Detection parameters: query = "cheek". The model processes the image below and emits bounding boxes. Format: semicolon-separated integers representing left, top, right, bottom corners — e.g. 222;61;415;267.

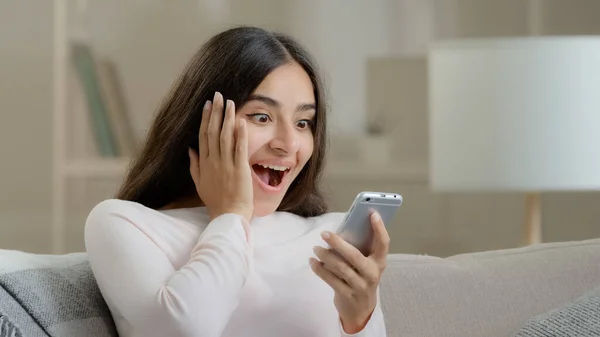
244;127;270;157
298;134;314;164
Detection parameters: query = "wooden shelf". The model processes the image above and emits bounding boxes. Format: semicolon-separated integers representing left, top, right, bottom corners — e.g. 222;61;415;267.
324;161;428;182
62;157;131;177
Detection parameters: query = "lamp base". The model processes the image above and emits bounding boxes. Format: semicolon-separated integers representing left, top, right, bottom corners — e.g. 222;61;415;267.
524;193;542;245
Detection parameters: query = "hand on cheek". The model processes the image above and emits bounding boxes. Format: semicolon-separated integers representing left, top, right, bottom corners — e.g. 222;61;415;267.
188;92;254;223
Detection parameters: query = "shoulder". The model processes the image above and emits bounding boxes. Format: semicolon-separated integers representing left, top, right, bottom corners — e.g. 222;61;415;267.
84;199;161;235
84;199;181;257
86;199;149;223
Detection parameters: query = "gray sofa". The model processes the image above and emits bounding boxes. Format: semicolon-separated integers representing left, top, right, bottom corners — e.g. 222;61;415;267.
1;238;600;337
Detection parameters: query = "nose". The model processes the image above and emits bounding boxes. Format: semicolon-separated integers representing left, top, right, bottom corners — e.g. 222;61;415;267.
269;122;299;155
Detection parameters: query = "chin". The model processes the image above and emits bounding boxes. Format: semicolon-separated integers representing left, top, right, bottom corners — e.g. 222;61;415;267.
251;182;289;217
250;171;294;217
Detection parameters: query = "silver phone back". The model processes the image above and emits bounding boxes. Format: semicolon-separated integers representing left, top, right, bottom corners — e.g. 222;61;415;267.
337;191;403;256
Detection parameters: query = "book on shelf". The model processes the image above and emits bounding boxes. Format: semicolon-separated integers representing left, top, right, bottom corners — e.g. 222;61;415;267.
69;41;138;158
95;59;138;157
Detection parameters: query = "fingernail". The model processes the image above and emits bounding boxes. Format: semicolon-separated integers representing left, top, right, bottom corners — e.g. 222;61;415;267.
203;100;211;110
321;231;330;240
309;257;316;266
214;91;221;101
313;246;319;255
372;212;381;222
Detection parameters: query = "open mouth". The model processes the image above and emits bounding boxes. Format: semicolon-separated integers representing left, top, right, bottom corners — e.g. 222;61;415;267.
252;164;290;188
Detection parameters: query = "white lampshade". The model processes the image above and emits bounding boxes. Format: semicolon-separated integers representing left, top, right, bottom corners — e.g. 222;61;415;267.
429;37;600;192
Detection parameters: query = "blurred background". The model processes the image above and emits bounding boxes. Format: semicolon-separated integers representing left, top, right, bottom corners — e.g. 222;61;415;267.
1;0;600;256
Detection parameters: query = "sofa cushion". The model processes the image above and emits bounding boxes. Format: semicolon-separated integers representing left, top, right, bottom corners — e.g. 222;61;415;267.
0;313;22;337
379;238;600;337
514;285;600;337
0;285;46;337
0;250;117;337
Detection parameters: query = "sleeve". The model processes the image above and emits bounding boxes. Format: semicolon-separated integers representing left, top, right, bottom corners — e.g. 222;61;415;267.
84;200;252;337
339;288;387;337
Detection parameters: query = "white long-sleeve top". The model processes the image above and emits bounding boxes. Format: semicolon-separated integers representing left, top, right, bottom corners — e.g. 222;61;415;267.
84;199;387;337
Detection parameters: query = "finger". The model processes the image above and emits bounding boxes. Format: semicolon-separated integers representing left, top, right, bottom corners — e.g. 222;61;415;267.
199;100;211;158
369;212;390;265
313;246;365;289
235;119;248;166
188;147;200;184
309;257;351;294
321;231;369;276
220;99;236;165
207;91;224;158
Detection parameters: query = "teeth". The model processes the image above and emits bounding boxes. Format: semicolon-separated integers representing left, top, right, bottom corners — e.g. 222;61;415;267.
259;164;289;171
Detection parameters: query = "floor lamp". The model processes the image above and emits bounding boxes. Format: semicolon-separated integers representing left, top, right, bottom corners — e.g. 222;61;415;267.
428;37;600;245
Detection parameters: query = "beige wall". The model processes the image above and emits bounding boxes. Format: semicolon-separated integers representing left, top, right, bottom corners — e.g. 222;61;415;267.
0;0;53;208
1;0;600;255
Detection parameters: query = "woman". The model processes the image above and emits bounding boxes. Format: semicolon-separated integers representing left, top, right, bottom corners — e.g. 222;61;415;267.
85;26;389;337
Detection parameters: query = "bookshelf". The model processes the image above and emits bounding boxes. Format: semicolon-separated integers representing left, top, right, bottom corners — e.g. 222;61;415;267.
324;161;427;182
52;0;133;254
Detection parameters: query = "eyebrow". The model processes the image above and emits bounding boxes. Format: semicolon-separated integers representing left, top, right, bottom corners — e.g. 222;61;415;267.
247;94;316;112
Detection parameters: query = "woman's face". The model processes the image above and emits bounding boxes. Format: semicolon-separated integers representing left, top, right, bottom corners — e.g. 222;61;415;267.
236;62;316;217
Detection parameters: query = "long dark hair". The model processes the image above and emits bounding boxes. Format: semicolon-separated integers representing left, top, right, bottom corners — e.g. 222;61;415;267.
115;26;328;217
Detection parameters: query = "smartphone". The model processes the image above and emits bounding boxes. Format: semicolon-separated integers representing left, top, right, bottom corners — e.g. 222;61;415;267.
336;191;403;256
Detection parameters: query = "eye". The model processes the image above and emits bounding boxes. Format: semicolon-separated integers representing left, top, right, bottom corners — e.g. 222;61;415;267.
247;113;270;124
296;119;313;129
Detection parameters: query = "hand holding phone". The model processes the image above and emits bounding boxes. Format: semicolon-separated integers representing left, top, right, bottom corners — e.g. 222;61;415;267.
311;191;401;331
336;191;402;256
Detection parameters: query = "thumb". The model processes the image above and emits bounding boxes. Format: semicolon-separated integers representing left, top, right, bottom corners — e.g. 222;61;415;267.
235;119;248;166
369;212;390;263
188;147;200;184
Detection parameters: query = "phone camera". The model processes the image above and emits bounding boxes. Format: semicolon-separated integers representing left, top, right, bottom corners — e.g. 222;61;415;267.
381;194;385;197
365;198;371;202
